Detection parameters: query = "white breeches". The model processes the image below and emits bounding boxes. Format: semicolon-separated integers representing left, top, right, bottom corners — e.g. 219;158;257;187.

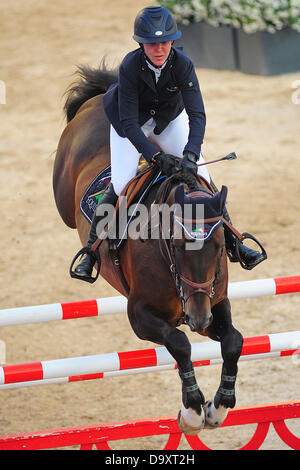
110;109;210;196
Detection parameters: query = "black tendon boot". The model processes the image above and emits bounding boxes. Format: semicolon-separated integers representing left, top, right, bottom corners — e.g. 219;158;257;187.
72;183;118;282
210;181;267;270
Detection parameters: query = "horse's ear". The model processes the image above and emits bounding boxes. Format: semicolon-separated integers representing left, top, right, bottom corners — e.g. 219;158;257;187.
219;185;228;211
211;185;228;214
174;184;185;206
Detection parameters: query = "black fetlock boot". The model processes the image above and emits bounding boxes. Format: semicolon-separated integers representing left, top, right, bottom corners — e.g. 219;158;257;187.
210;181;267;270
71;183;118;282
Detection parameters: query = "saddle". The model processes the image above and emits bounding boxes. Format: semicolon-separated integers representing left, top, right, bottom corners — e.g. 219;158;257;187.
80;161;162;227
91;162;164;252
83;163;166;294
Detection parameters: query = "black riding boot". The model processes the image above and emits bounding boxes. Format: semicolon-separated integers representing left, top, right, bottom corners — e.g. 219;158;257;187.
222;205;267;269
210;181;267;270
74;183;118;278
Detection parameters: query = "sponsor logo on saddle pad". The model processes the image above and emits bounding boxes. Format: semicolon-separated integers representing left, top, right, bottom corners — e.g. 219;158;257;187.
80;166;111;223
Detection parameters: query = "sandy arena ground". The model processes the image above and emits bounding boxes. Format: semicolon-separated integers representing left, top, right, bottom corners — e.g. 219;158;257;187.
0;0;299;450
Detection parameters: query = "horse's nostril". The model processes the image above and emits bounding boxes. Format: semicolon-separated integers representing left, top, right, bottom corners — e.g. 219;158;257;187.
185;311;213;332
185;315;196;331
202;313;213;330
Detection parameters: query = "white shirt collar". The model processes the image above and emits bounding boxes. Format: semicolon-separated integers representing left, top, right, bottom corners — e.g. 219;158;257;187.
145;59;167;83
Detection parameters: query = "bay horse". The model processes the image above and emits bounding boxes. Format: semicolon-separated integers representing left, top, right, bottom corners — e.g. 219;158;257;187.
53;64;243;435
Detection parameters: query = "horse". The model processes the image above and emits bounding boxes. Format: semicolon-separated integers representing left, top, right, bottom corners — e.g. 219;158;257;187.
53;63;243;435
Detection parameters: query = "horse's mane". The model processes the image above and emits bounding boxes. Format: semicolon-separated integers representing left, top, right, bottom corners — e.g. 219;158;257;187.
63;60;118;122
152;171;202;213
171;172;200;192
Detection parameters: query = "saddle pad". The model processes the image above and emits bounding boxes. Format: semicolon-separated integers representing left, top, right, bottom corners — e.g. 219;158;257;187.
80;166;111;223
116;171;165;247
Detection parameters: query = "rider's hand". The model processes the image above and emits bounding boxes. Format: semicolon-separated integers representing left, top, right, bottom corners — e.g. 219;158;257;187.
152;151;180;177
180;151;198;177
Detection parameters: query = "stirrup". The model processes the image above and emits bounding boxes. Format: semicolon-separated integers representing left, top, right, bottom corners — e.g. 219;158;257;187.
235;232;267;271
69;246;101;283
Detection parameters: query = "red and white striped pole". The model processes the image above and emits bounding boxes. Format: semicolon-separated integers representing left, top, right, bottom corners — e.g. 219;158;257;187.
0;296;127;327
0;347;298;390
228;275;300;299
0;331;299;389
0;275;299;327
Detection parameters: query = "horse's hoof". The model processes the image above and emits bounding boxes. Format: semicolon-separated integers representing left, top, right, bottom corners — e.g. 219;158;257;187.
203;400;229;429
177;406;205;435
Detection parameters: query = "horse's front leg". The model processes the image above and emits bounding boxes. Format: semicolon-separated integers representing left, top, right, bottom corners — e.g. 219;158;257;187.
167;329;206;435
204;298;243;428
127;300;205;435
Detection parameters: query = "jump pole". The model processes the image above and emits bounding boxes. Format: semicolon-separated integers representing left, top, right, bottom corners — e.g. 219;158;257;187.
1;347;298;390
0;275;299;327
0;331;299;388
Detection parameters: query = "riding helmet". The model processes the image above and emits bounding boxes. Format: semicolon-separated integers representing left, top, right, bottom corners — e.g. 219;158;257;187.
133;6;182;44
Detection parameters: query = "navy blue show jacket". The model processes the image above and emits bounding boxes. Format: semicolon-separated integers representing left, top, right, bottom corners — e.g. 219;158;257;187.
103;47;206;162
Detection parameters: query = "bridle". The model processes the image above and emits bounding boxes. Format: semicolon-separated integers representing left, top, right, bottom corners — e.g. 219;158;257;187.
159;225;220;323
156;184;223;324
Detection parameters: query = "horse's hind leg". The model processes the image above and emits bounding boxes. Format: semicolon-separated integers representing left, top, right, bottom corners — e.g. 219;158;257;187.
127;301;205;435
204;298;243;428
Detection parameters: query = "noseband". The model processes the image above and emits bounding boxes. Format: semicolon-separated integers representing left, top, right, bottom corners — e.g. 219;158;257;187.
179;273;216;301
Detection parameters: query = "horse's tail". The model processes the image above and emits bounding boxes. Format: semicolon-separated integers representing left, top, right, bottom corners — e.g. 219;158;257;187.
64;60;118;122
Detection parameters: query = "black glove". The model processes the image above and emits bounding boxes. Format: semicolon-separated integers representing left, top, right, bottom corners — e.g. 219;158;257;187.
180;151;199;177
152;152;180;177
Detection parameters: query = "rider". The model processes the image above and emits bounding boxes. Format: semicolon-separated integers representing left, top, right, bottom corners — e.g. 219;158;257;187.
73;5;266;281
